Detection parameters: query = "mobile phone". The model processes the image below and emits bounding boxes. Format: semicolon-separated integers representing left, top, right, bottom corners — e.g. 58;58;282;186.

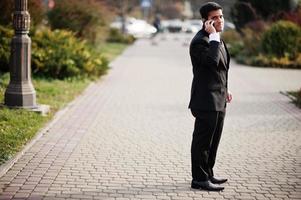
205;20;214;27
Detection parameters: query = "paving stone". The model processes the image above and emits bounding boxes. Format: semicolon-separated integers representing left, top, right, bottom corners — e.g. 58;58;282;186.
0;33;301;199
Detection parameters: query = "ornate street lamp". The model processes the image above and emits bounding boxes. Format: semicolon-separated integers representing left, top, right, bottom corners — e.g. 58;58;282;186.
4;0;36;108
4;0;48;114
5;0;36;108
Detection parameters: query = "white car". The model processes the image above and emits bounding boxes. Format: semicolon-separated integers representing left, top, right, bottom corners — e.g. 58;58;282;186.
224;21;235;30
110;17;157;38
183;20;203;33
162;19;184;33
126;19;157;38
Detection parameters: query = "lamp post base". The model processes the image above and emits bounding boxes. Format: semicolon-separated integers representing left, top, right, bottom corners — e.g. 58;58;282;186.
2;103;50;116
30;104;50;116
4;91;36;109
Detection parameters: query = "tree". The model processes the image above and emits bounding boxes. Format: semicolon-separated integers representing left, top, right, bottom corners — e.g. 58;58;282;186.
230;1;258;33
230;0;297;34
153;0;184;19
0;0;45;27
47;0;111;42
189;0;236;19
241;0;292;19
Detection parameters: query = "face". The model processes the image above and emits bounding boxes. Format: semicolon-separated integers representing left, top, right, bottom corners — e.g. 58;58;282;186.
207;9;224;32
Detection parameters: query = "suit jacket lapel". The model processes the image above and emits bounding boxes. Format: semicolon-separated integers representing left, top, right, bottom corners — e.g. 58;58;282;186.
223;40;230;68
219;41;227;68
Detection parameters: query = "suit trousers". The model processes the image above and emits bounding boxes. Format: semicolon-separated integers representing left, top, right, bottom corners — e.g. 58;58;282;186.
190;110;225;181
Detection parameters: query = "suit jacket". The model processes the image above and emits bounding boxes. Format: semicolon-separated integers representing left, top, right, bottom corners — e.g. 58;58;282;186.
189;29;230;111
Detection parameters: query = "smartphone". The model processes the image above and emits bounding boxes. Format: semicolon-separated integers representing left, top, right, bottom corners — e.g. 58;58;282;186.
204;20;215;27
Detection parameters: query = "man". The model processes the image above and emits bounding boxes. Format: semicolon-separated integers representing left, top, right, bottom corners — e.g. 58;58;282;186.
189;2;232;191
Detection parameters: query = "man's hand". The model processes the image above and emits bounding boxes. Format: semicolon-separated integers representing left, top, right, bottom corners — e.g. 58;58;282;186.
204;20;216;34
226;91;232;103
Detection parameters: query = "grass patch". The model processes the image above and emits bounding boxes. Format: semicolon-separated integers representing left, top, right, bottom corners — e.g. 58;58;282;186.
0;107;49;163
0;74;91;164
97;42;128;62
34;77;91;112
0;42;128;165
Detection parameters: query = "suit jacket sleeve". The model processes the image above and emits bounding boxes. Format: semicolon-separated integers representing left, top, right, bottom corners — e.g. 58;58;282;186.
190;39;221;76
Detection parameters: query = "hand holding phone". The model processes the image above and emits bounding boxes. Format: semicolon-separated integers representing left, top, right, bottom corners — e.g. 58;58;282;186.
204;20;216;34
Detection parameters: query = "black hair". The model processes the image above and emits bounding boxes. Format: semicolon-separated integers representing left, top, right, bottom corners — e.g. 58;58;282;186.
199;2;222;20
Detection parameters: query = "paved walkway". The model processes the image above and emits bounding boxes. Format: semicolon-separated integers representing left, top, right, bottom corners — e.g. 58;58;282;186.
0;33;301;200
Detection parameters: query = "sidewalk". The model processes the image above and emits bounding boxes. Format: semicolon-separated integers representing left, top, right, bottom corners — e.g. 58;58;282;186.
0;33;301;200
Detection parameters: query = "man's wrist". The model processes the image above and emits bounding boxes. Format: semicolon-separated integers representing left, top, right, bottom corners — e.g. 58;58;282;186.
209;32;220;42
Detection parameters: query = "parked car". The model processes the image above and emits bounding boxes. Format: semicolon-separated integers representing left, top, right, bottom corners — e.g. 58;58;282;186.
183;19;202;33
126;19;157;38
110;17;157;38
224;20;235;30
162;19;184;33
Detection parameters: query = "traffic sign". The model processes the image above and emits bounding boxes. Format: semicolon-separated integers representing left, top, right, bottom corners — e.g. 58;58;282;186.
141;0;152;8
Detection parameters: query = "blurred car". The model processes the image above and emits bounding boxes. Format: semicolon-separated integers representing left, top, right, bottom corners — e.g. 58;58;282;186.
126;19;157;38
224;20;235;30
109;16;125;30
162;19;184;33
183;19;203;33
110;17;157;38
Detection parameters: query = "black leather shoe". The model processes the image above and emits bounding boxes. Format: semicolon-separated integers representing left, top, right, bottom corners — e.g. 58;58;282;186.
191;180;224;191
210;177;228;184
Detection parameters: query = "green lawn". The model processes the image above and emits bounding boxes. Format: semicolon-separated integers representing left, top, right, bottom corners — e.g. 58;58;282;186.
97;43;128;62
0;42;128;165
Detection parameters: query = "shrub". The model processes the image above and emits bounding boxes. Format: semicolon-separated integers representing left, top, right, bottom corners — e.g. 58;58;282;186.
245;19;268;32
237;20;268;57
222;30;243;57
239;53;301;69
229;27;265;59
292;89;301;108
273;6;301;26
0;25;13;72
106;28;136;44
241;28;265;56
0;0;45;27
295;53;301;66
252;54;292;67
32;27;108;79
288;89;301;108
262;20;301;58
222;29;242;44
47;0;109;42
229;42;244;58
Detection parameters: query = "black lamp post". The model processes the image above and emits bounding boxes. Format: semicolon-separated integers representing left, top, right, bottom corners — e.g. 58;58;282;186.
4;0;48;114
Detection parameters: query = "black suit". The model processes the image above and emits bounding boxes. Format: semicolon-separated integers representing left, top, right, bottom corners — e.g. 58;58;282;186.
189;29;230;181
